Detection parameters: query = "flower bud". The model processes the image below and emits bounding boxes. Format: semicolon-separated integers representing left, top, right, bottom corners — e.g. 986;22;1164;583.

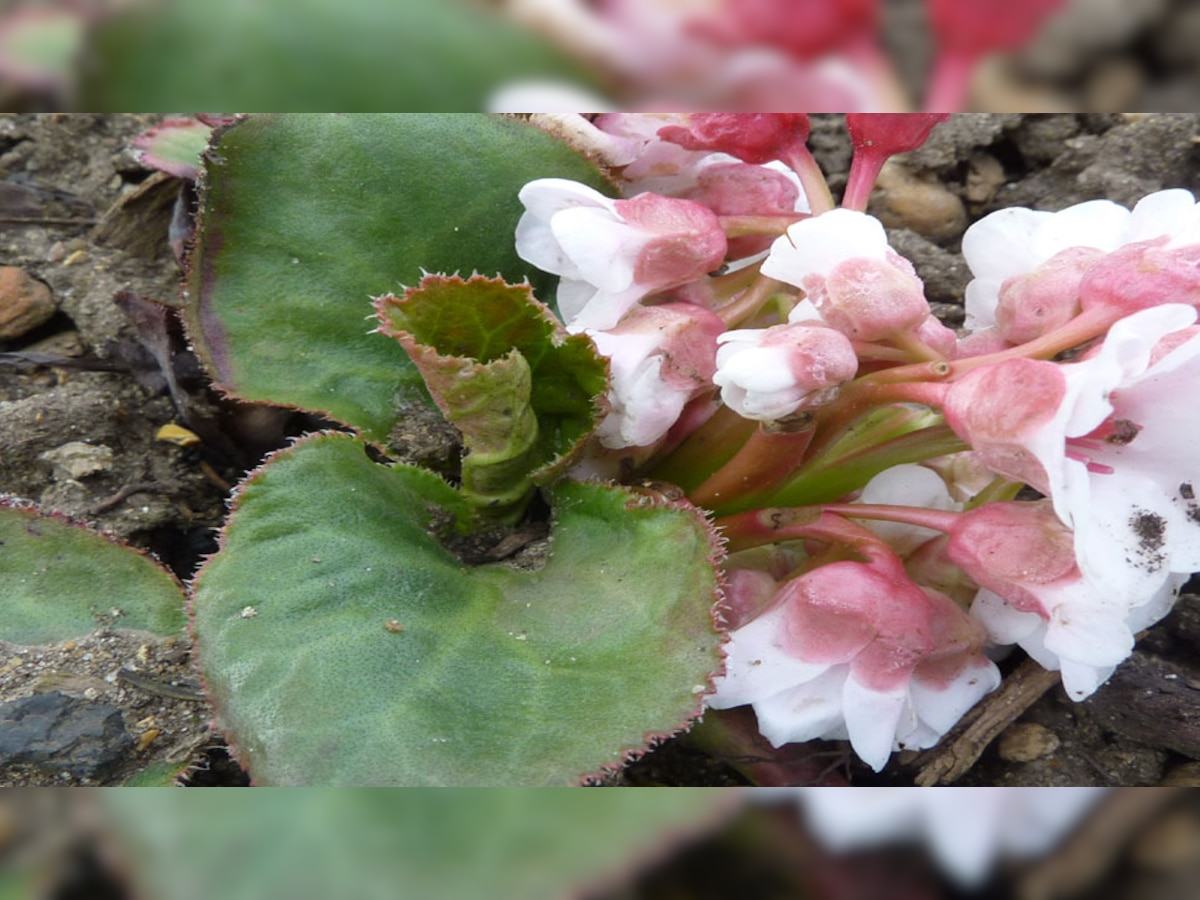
994;246;1101;344
845;113;949;158
942;358;1067;493
713;322;858;421
818;253;930;341
656;113;811;165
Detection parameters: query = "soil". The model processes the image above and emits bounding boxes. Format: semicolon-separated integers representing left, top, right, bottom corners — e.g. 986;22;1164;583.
3;113;1200;787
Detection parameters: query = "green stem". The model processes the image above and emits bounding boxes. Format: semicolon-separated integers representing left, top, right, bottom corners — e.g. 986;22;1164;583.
765;422;967;512
714;275;788;328
688;419;816;510
718;213;808;237
646;404;756;492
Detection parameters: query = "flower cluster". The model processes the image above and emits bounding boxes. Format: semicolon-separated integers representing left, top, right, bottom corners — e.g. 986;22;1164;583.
513;113;1200;773
496;0;1068;112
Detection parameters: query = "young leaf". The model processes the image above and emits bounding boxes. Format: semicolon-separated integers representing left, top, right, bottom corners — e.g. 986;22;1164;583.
131;118;214;180
185;114;614;441
0;500;186;644
375;273;609;518
190;433;725;785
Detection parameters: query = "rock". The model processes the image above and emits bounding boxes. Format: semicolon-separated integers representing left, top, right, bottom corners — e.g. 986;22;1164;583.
1087;649;1200;759
868;161;967;245
0;691;133;782
1129;808;1200;869
0;267;56;341
997;722;1061;762
885;228;971;307
37;441;115;481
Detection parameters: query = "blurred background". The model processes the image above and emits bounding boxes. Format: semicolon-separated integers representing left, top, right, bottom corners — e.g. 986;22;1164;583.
2;0;1200;112
1;788;1198;900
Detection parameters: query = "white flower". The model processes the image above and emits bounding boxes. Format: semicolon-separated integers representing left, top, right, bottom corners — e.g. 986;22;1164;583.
945;304;1200;608
515;178;727;332
761;209;932;341
787;787;1109;888
712;322;857;421
961;189;1200;331
761;207;891;287
707;554;1000;772
587;302;724;449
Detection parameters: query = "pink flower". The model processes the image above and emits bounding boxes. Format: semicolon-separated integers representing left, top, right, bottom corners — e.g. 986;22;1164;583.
761;209;933;342
945;305;1200;608
960;190;1200;332
945;500;1185;699
713;322;858;421
709;534;1000;772
515;178;728;332
587;302;725;448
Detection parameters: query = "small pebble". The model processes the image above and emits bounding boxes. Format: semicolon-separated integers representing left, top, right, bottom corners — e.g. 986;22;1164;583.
997;722;1061;762
1129;809;1200;869
0;266;56;340
869;161;967;244
37;442;114;482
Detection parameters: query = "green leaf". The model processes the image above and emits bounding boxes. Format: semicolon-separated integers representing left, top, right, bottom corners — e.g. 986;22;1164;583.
376;273;609;518
185;114;613;442
190;433;724;785
80;0;601;110
102;789;735;900
0;501;187;644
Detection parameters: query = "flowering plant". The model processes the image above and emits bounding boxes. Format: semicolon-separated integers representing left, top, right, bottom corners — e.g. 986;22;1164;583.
505;112;1200;773
6;113;1197;785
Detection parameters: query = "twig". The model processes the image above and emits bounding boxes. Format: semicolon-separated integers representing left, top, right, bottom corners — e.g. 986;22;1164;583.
0;216;98;226
1015;788;1184;900
908;657;1060;785
88;482;170;514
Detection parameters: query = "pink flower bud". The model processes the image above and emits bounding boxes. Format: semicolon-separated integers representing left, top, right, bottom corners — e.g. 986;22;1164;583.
698;0;879;59
613;191;729;287
926;0;1066;56
713;322;858;421
818;253;930;341
944;501;1078;619
994;247;1101;344
683;161;802;258
942;358;1067;493
1078;238;1200;318
845;113;949;158
656;113;811;165
842;114;949;209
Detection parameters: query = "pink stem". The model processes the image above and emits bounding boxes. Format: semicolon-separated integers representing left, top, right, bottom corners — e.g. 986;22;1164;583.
780;142;836;214
841;152;885;211
924;49;977;112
